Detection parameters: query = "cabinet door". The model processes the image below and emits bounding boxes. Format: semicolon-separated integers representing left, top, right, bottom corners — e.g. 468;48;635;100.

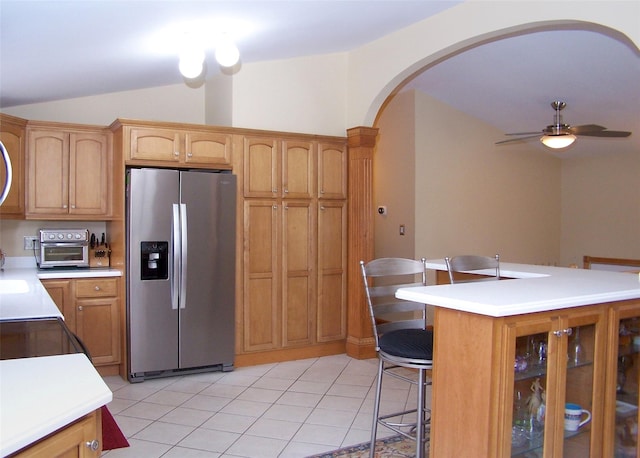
129;128;181;162
41;280;74;326
317;201;347;342
27;130;69;215
243;200;280;351
243;137;279;198
14;411;101;457
282;140;314;199
604;300;640;458
76;297;120;365
184;131;232;165
318;141;347;199
0;116;26;217
508;308;606;458
282;200;315;346
69;132;110;215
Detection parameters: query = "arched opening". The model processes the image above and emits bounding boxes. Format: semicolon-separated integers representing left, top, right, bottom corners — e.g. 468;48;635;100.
345;17;639;358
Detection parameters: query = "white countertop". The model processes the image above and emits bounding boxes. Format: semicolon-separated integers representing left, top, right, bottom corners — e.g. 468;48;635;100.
396;260;640;317
0;265;121;321
0;261;118;456
0;354;113;457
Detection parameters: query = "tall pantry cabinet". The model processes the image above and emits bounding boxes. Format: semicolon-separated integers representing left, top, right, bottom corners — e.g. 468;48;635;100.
235;134;347;365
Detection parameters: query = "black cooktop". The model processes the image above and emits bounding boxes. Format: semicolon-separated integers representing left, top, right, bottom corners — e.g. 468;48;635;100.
0;317;85;360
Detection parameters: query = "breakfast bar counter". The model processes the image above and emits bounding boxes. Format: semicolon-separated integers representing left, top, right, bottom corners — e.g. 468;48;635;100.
397;261;640;317
396;261;640;457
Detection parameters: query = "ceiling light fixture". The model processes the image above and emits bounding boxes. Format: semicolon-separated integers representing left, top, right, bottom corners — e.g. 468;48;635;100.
215;35;240;67
179;46;205;79
540;134;576;149
177;31;240;77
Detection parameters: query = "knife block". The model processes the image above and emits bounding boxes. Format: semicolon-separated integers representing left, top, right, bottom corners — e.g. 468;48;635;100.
89;245;111;268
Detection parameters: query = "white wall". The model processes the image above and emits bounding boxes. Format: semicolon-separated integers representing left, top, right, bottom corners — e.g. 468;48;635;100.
560;151;640;266
373;90;416;259
3;84;206;125
375;90;562;265
230;53;348;136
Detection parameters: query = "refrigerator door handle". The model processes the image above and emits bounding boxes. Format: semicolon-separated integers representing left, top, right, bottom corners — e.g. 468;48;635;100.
171;203;180;310
179;203;188;309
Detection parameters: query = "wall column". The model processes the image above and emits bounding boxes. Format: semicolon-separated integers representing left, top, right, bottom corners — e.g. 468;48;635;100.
345;126;378;359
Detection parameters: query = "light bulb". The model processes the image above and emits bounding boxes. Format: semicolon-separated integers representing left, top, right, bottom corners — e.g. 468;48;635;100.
215;39;240;67
179;47;205;78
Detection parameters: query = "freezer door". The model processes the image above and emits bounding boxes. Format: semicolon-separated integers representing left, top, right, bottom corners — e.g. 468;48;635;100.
179;171;236;369
127;168;180;376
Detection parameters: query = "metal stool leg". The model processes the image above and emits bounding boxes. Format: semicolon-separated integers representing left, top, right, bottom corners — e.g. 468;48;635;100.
370;358;384;458
416;367;426;458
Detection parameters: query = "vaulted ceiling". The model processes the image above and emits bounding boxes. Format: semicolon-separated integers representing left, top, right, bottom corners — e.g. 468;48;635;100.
1;1;638;157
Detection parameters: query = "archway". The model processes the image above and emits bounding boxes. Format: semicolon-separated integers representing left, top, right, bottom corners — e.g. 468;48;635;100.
345;7;640;357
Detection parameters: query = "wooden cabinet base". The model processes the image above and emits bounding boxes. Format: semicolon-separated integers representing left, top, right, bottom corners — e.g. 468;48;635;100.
235;341;346;367
11;410;102;458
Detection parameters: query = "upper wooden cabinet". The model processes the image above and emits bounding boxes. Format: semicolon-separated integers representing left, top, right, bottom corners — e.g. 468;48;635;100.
112;120;232;168
318;141;347;199
26;123;112;219
242;136;315;199
0;113;27;218
242;137;346;200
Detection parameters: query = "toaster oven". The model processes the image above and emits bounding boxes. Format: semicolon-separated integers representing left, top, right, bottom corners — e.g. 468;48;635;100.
38;228;90;268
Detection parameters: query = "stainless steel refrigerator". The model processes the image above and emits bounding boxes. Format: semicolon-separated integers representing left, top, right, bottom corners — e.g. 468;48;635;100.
126;168;236;382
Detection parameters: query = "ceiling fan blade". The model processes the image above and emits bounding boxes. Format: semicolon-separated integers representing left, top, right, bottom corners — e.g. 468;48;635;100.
569;124;607;134
504;131;542;136
576;130;632;138
495;135;540;145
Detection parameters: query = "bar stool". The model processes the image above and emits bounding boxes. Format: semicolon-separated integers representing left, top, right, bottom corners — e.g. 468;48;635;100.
359;258;432;458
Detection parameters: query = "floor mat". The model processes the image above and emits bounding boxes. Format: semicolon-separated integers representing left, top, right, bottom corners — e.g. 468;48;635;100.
306;434;423;458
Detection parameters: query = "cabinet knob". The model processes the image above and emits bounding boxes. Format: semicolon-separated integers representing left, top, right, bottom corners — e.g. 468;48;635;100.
272;205;277;210
553;328;573;337
85;439;100;451
320;189;325;194
174;151;179;156
284;188;289;193
187;152;193;157
272;188;278;193
71;205;76;209
78;305;83;311
94;285;100;291
320;206;325;211
62;204;68;209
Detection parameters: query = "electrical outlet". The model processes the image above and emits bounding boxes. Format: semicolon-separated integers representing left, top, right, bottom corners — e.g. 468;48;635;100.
23;236;38;250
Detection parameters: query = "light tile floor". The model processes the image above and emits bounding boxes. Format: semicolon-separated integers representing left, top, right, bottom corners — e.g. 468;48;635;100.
101;354;427;458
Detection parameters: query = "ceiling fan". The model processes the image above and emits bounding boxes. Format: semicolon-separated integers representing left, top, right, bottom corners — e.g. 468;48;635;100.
496;101;632;149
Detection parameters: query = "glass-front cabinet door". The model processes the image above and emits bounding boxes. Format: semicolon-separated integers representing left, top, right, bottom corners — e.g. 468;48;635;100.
508;307;606;457
605;301;640;458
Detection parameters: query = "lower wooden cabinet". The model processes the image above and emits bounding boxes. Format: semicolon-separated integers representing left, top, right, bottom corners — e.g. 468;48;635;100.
41;277;120;369
12;410;101;458
430;298;640;458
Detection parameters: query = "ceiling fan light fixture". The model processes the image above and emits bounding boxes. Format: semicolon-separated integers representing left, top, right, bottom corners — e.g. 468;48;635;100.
540;134;576;149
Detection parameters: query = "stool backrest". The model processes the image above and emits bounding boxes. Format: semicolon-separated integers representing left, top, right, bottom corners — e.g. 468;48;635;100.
359;258;428;349
445;254;500;284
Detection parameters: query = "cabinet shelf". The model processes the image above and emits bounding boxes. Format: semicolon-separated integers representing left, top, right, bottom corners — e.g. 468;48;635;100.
512;427;591;457
514;359;593;382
